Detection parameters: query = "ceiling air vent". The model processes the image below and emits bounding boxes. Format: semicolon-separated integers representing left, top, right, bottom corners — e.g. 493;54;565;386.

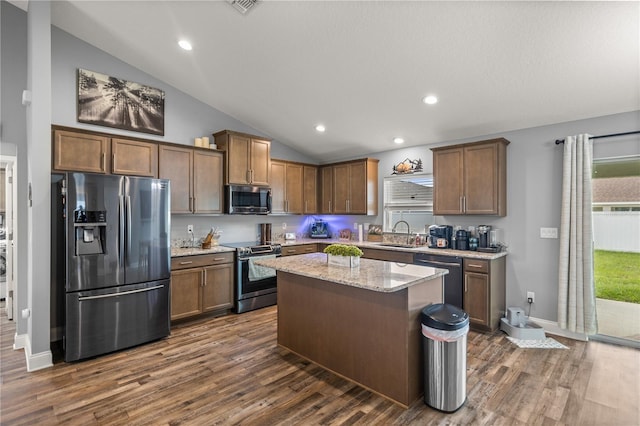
227;0;259;15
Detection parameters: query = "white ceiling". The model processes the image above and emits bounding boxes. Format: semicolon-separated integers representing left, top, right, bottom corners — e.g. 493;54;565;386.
17;1;640;162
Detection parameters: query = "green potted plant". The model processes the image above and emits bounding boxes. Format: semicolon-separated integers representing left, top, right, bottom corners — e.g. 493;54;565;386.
323;243;363;268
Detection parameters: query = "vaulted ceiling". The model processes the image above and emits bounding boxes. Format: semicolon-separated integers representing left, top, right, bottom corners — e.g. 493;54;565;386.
15;1;640;161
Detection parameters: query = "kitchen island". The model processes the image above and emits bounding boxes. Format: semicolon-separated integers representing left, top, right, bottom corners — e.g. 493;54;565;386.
255;252;447;407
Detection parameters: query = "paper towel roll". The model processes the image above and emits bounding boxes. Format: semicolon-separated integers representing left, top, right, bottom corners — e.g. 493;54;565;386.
358;224;363;242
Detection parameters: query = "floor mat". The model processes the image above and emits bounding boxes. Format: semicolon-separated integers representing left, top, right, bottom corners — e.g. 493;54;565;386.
506;336;569;349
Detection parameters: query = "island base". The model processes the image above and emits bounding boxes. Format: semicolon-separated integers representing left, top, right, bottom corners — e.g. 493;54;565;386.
277;271;443;407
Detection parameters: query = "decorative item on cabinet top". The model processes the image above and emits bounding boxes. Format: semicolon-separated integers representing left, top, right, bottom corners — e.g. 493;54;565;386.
392;158;423;174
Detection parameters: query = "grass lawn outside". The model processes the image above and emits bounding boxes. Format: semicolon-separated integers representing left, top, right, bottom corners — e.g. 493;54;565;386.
594;250;640;304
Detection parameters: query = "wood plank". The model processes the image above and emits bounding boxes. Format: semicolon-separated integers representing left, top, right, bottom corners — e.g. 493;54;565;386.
1;301;638;425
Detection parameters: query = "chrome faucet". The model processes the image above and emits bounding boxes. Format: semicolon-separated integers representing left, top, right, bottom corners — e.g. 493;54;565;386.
392;220;411;234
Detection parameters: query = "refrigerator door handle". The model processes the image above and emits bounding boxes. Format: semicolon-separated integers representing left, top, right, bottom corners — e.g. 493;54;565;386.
119;194;126;267
126;195;132;261
78;284;165;301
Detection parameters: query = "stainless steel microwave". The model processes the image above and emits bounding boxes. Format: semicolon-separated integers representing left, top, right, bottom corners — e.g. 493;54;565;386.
225;185;271;214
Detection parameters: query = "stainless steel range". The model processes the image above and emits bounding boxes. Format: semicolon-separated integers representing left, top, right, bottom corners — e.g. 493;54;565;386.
224;242;281;313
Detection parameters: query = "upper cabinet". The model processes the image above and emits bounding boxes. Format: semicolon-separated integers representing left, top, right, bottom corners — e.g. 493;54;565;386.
53;129;111;174
159;145;223;214
431;138;509;216
271;160;317;215
213;130;271;186
270;160;303;214
52;127;158;177
322;158;378;215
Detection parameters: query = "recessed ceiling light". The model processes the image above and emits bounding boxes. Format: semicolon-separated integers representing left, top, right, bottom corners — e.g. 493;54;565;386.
315;124;326;133
393;137;405;144
422;95;438;105
178;40;193;51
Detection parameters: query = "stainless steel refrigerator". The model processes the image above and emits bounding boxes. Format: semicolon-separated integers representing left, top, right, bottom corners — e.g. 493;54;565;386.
53;173;171;362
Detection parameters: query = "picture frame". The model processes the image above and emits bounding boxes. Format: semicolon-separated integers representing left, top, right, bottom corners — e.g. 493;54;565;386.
77;68;165;135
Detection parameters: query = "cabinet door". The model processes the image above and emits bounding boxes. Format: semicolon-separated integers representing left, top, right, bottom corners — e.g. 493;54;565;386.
303;165;318;214
464;272;489;327
159;145;193;213
433;147;464;215
112;138;158;177
171;269;203;320
285;163;304;214
464;143;499;215
53;130;110;173
193;151;223;214
270;161;287;214
228;134;251;184
250;139;271;186
347;161;367;214
332;164;351;214
320;166;333;213
202;264;234;312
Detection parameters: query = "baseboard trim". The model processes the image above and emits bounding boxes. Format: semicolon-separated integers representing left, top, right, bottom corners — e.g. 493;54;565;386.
23;337;53;372
13;332;26;350
528;316;588;341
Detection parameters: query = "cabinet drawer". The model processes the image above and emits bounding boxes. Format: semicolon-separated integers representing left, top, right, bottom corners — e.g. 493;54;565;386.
281;244;318;256
464;259;489;274
171;252;234;270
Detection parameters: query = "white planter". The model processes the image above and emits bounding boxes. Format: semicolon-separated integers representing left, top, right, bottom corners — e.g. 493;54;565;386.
327;254;360;268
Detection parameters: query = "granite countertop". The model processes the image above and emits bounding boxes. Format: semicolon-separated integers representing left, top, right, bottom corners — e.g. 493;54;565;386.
171;246;235;258
274;238;507;260
255;252;447;293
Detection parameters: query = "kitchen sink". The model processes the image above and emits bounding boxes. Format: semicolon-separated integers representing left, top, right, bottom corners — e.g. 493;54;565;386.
376;242;418;249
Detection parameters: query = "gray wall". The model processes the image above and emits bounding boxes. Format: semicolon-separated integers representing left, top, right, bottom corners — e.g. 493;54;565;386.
1;0;30;339
3;0;639;349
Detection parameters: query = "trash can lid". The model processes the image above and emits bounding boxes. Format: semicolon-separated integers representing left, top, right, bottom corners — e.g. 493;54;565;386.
421;303;469;331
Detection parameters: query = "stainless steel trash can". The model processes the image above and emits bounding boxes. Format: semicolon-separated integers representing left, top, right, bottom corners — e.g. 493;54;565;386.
421;303;469;412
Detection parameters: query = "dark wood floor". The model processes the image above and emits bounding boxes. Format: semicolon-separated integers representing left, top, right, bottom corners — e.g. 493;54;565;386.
1;304;639;425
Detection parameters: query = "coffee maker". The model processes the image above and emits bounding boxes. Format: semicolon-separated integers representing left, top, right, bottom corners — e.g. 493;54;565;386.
428;225;453;248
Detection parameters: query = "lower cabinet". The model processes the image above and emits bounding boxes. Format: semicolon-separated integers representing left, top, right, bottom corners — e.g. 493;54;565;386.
463;257;506;331
170;252;234;320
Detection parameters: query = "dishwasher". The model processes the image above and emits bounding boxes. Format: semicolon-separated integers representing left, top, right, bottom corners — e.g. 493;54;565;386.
414;253;463;309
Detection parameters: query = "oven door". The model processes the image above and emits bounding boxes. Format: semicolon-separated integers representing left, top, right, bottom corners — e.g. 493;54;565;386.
235;253;279;313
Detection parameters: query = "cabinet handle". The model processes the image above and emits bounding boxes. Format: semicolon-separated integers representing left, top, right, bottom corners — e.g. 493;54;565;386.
102;153;106;171
212;257;226;261
112;153;116;171
460;197;463;213
467;263;484;269
305;200;308;212
179;261;193;265
465;276;468;293
286;249;296;253
329;200;332;212
346;200;349;212
463;196;466;213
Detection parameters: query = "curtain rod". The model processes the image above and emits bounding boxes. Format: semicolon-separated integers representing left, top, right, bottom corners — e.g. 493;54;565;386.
555;130;640;145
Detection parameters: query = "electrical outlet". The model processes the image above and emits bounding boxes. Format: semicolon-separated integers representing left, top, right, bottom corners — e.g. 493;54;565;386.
187;224;193;233
527;291;535;303
540;227;558;239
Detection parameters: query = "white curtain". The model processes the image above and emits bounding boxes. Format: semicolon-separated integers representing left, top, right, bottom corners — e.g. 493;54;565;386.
557;134;598;335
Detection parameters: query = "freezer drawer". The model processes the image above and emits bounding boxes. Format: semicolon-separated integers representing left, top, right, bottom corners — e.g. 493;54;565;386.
64;279;170;362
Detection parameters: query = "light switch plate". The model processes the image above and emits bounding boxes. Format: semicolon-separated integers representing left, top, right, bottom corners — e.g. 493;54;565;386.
540;227;558;239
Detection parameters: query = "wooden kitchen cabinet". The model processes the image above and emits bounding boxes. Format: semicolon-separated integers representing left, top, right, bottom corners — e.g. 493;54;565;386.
303;165;318;214
111;138;158;177
213;130;271;186
270;160;304;214
463;257;505;331
319;166;334;213
432;138;509;216
360;247;413;263
170;252;235;320
52;127;159;177
53;129;110;174
281;243;318;256
327;158;379;215
159;145;223;214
